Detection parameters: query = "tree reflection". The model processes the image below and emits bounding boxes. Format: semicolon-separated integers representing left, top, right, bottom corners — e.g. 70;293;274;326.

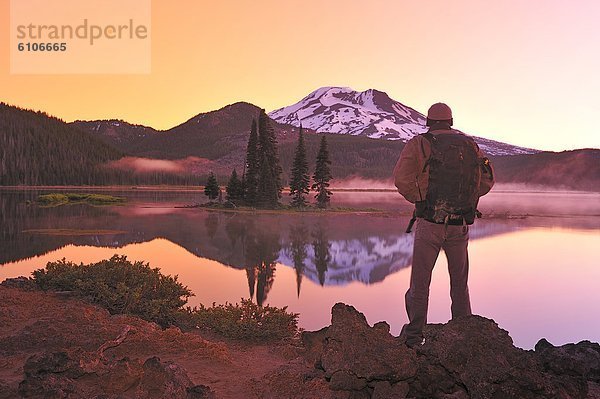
204;213;220;240
289;224;309;297
312;224;331;286
244;227;280;306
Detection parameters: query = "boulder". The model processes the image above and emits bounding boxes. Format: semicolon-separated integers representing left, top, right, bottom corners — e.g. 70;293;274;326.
303;303;417;396
18;350;84;398
302;304;593;399
136;356;216;399
535;338;600;382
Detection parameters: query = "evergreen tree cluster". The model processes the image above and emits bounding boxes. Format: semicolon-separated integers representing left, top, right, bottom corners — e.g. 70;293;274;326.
204;109;285;208
288;126;333;208
217;115;333;209
255;110;283;208
233;110;284;208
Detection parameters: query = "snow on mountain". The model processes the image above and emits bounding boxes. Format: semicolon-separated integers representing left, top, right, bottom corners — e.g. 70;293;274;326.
269;86;538;156
277;234;415;286
269;87;426;141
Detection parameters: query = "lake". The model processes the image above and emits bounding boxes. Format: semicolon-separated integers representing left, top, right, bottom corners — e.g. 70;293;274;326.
1;188;599;349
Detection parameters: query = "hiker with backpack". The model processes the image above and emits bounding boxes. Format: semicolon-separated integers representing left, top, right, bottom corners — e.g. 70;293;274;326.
393;103;495;348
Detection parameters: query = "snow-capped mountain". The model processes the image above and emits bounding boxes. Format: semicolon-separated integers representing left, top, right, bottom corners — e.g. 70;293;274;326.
269;87;537;156
270;87;425;141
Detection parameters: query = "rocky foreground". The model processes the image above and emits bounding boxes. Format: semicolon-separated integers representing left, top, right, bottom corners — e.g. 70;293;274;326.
0;286;599;399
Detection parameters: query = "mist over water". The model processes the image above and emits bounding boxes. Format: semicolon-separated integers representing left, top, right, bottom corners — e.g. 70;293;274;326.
330;177;396;190
329;180;600;217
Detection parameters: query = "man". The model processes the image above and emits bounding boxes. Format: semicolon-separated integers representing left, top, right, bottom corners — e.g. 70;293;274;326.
393;102;495;348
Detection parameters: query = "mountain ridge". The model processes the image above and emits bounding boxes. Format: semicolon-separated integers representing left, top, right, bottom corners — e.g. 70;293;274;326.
1;100;598;190
269;86;538;156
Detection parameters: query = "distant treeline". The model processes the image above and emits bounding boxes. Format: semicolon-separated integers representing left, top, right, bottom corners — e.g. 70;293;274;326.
0;103;121;185
0;103;206;186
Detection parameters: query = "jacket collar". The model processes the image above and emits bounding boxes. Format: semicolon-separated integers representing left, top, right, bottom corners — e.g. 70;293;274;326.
428;122;452;132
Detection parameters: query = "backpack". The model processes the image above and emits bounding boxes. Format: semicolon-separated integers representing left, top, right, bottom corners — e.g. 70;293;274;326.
417;132;482;225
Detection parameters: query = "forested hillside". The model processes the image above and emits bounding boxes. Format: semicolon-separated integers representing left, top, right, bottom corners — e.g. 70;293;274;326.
72;102;406;183
0;103;123;185
279;132;404;181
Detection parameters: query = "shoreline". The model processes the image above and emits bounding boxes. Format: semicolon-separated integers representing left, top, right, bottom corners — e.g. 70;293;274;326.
1;185;599;195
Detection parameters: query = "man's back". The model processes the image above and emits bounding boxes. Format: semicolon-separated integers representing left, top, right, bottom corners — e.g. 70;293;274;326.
393;103;494;349
393;128;494;207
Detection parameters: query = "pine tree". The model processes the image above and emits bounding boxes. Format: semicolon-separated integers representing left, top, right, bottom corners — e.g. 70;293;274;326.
244;119;260;206
289;124;310;207
226;169;243;204
256;110;283;208
312;135;333;208
204;172;220;200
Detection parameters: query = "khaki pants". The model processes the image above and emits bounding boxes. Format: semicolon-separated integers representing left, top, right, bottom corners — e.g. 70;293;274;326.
403;218;472;346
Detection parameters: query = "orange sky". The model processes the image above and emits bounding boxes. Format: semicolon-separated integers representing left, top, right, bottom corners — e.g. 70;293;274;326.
1;0;599;151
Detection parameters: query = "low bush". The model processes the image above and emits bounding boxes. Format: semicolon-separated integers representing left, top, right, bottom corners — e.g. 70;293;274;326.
32;255;192;328
179;299;299;342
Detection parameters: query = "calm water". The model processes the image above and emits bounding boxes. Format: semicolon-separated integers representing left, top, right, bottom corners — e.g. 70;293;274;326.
0;188;599;349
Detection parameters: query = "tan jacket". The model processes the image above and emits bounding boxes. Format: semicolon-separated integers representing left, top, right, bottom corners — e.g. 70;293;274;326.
393;129;495;204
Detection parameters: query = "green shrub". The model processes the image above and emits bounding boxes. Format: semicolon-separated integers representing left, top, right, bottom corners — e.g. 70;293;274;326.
32;255;192;328
67;193;125;204
178;299;299;342
37;193;69;205
37;193;125;206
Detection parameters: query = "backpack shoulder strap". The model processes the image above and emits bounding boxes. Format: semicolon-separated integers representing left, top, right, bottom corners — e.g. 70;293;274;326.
420;132;434;145
419;132;435;173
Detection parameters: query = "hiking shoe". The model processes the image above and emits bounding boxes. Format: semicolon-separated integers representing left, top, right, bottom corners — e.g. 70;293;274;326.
405;337;425;350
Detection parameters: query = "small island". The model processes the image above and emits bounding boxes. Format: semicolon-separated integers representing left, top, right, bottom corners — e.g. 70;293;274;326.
191;201;385;215
36;193;126;206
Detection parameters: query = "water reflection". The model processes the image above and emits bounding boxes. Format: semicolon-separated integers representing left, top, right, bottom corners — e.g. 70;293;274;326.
288;224;309;296
1;190;599;306
245;226;280;306
312;223;331;287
